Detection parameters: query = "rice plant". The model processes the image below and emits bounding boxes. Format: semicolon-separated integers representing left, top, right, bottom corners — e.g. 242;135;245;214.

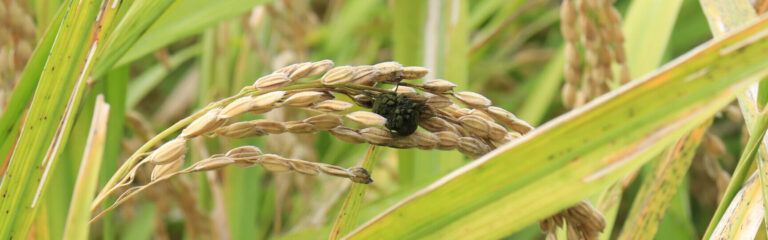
2;0;768;239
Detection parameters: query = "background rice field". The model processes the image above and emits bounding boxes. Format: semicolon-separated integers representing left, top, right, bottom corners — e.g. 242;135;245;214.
2;0;768;239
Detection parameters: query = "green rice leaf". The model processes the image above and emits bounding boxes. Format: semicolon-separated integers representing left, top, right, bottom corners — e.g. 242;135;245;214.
0;0;105;237
92;0;175;78
0;6;65;156
116;0;269;66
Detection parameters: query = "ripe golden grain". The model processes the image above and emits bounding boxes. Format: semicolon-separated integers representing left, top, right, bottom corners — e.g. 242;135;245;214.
458;137;490;157
486;106;534;134
346;111;387;126
393;85;417;94
435;131;460;150
359;127;393;145
425;94;452;108
220;96;256;119
454;91;492;107
253;72;291;90
252;90;286;108
288;62;317;81
459;115;491;138
308;60;335;76
146;138;187;165
215;121;266;138
373;61;403;76
389;137;417;149
411;131;439;150
250;119;286;134
321;66;355;85
226;145;263;157
259;154;293;171
351;66;378;85
401;66;429;79
329;127;366;144
304;114;343;130
192;156;236;171
419;116;451;133
352;94;373;108
284;121;317;133
286;159;321;175
180;108;225;138
313;99;353;112
283;91;328;107
487;121;508;142
151;158;182;181
423;79;457;93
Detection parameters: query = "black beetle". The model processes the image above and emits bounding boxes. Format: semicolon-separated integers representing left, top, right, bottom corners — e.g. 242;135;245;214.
372;92;424;137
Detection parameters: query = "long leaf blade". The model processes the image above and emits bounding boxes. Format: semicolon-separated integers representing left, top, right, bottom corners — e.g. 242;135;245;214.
0;6;65;153
0;0;104;237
